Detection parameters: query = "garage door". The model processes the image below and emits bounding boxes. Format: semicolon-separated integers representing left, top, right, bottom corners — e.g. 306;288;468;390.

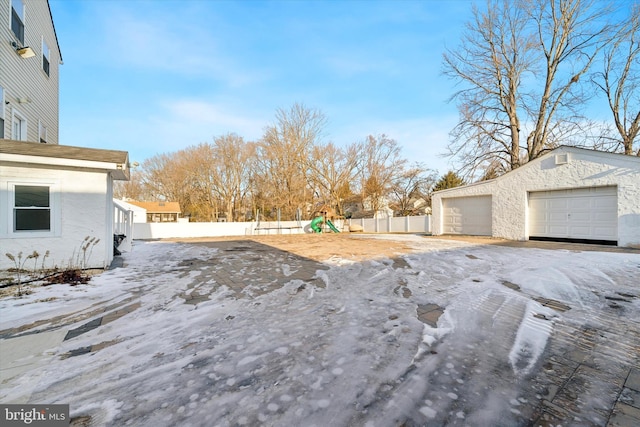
442;196;492;235
529;186;617;244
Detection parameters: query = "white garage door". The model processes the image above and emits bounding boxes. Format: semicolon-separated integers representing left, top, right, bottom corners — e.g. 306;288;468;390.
442;196;492;236
529;186;617;244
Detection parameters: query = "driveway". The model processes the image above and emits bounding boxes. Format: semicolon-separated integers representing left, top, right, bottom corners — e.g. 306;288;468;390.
0;234;639;426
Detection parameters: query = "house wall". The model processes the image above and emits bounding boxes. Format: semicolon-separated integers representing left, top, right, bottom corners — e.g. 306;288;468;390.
432;148;640;247
0;0;60;143
0;165;113;270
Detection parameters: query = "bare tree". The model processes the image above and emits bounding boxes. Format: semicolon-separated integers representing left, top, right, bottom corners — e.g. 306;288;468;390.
207;134;255;221
358;135;406;216
140;146;219;222
140;153;192;210
307;142;359;216
443;0;533;175
592;3;640;156
389;163;437;216
525;0;612;159
256;103;326;219
444;0;613;177
114;164;144;200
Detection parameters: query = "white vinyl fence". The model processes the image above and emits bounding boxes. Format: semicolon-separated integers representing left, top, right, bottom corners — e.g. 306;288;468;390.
130;216;432;240
347;216;431;234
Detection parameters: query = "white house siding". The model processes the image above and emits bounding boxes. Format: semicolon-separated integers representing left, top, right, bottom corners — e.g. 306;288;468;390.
432;147;640;248
0;0;61;144
0;166;113;270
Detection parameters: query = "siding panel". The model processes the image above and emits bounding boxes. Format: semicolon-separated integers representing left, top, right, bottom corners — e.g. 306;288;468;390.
0;0;60;144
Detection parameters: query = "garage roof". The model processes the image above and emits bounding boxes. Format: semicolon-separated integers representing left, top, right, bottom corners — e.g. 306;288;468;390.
433;146;640;195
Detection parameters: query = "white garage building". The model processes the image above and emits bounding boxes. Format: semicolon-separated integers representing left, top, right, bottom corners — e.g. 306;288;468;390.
431;147;640;248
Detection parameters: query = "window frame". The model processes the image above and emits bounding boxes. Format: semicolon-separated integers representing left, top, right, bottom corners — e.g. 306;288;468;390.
42;38;50;76
7;181;60;237
11;109;26;141
0;85;4;139
39;120;47;143
10;0;25;45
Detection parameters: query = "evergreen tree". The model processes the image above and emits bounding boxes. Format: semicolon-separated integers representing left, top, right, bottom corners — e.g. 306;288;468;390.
433;171;465;192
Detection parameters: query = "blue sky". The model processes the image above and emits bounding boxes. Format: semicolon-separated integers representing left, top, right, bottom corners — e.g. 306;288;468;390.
49;0;476;175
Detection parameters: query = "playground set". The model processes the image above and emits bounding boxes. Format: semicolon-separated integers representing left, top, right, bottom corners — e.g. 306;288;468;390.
253;209;303;235
252;207;343;234
310;205;342;233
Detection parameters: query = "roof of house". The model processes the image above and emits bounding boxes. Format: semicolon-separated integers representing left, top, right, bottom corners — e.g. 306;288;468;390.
114;199;147;212
127;201;182;213
46;0;63;64
0;139;130;180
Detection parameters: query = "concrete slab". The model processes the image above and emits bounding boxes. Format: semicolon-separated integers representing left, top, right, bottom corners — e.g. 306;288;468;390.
0;329;67;402
626;368;640;392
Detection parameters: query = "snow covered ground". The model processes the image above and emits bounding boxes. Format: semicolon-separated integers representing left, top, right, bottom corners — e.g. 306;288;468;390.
0;235;638;426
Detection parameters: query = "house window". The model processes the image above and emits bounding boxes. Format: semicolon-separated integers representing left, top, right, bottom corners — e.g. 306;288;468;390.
39;121;47;143
0;86;4;139
11;0;25;45
42;39;50;76
12;111;26;140
14;185;51;231
147;213;177;222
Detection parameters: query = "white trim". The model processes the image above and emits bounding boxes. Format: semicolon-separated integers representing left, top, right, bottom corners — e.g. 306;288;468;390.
41;36;51;77
6;179;61;238
38;120;47;143
10;0;25;44
0;85;4;139
2;152;126;173
0;85;4;120
11;109;27;141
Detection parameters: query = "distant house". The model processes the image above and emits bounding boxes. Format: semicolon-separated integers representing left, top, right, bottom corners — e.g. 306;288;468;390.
0;1;131;271
431;146;640;248
126;201;182;223
393;198;431;216
113;199;147;223
343;195;394;219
